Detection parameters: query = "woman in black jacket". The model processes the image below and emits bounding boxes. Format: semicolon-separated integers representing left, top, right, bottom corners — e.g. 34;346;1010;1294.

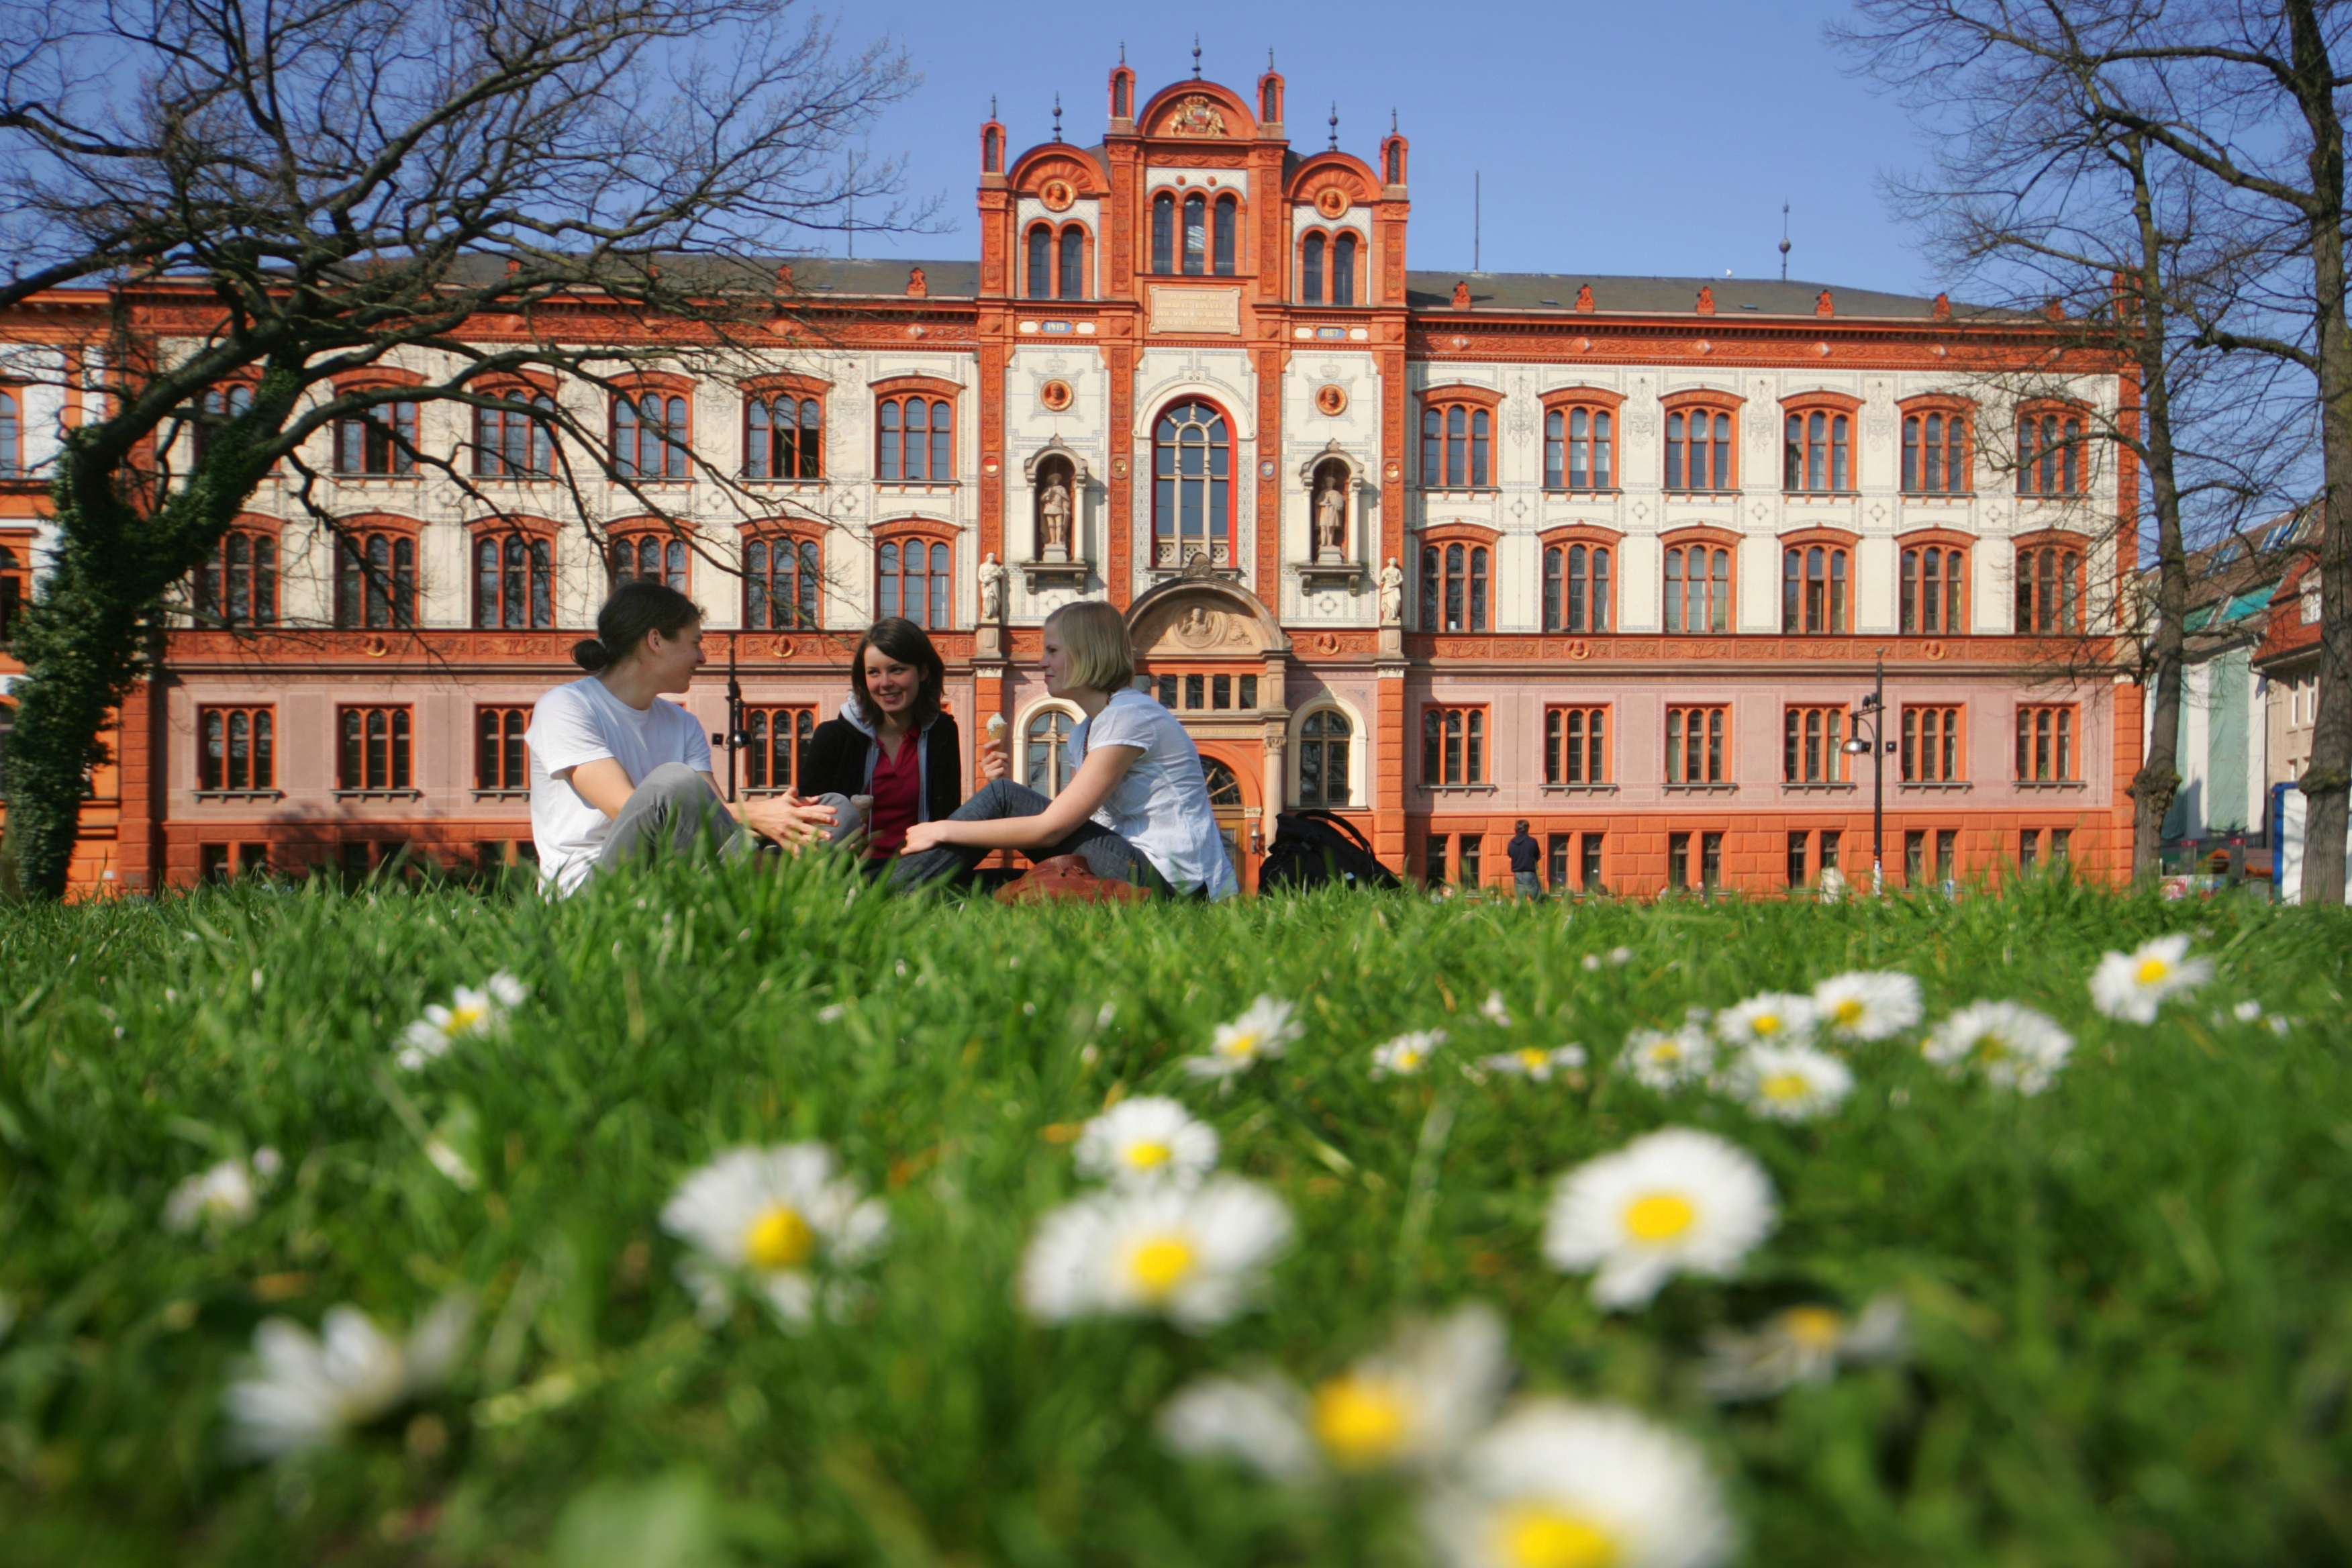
801;618;1003;865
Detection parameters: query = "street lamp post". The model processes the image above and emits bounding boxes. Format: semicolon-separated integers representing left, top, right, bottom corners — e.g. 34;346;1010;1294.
1842;651;1897;893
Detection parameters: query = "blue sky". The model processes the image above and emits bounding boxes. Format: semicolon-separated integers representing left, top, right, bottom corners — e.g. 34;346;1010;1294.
833;0;1942;295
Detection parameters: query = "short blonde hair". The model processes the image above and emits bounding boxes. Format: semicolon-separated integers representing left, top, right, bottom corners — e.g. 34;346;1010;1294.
1044;599;1135;693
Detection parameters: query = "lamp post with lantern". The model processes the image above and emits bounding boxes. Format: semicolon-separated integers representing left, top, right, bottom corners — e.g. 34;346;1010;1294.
1842;652;1898;893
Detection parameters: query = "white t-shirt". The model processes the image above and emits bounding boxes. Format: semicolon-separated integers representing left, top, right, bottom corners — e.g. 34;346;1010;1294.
525;677;712;893
1071;688;1238;900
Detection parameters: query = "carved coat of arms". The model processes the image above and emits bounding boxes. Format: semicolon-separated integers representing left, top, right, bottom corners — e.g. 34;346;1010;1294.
1167;95;1228;137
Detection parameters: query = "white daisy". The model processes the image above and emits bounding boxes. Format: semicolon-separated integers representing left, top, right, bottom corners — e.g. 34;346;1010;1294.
658;1144;889;1328
1922;1001;2074;1094
1719;1043;1853;1123
397;972;527;1070
1714;992;1818;1048
1184;995;1304;1079
223;1295;472;1460
1373;1030;1449;1079
1810;971;1924;1044
1479;991;1514;1027
163;1151;278;1236
1073;1095;1219;1189
1018;1175;1292;1332
1420;1398;1734;1568
1542;1128;1778;1310
1699;1295;1908;1402
1161;1303;1510;1479
1481;1046;1587;1083
1619;1025;1715;1090
2089;933;2212;1024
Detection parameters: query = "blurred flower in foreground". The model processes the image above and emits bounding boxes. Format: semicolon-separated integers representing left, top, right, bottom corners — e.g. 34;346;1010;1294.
1481;1046;1586;1083
163;1149;280;1236
1699;1295;1908;1402
1020;1177;1291;1332
1714;993;1818;1049
2227;998;2294;1037
2089;934;2211;1024
1619;1024;1714;1090
1185;995;1304;1079
1420;1398;1734;1568
1543;1128;1777;1310
1074;1095;1219;1189
1373;1030;1449;1079
1922;1001;2074;1095
1159;1302;1510;1479
1479;991;1514;1027
659;1144;888;1328
1719;1043;1853;1123
1810;971;1923;1044
397;972;527;1070
224;1295;472;1460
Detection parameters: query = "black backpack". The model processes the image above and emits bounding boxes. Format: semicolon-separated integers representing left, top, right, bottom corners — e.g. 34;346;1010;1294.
1259;810;1402;892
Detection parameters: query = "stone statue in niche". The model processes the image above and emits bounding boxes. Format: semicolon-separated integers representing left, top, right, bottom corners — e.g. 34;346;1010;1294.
1314;474;1346;560
1379;557;1404;624
979;552;1006;622
1038;472;1072;559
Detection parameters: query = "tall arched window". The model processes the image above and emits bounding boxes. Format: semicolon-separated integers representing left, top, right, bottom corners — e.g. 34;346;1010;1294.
1781;544;1851;633
0;390;20;479
335;530;415;628
1545;405;1615;489
1901;544;1967;634
1783;410;1852;492
878;536;950;628
609;534;687;591
193;529;278;627
1420;541;1489;632
475;532;555;628
1213;195;1238;276
1026;225;1052;298
1059;226;1086;299
1182;192;1208;275
1024;708;1075;793
2018;409;2088;495
1422;399;1492;487
193;384;253;465
877;394;954;482
1301;233;1326;303
1904;411;1970;493
746;534;820;629
1665;409;1734;491
2015;542;2084;633
1297;709;1352;807
746;394;822;479
613;393;688;479
1663;543;1732;633
1152;401;1230;567
475;391;554;477
1332;232;1357;305
1151;193;1175;274
1543;542;1612;632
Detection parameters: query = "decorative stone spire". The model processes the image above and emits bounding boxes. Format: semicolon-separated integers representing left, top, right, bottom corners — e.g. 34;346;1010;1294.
1328;103;1339;151
1192;35;1202;77
1052;93;1063;142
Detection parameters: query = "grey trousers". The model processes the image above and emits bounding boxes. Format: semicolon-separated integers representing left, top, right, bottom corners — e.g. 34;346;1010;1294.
888;779;1169;894
595;762;859;873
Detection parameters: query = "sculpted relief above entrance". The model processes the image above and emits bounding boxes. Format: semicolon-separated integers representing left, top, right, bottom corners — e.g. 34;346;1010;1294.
1132;593;1275;658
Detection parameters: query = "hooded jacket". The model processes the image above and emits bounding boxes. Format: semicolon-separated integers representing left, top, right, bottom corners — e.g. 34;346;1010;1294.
801;699;965;828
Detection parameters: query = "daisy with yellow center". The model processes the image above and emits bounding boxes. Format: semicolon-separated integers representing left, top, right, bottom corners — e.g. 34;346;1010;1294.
1714;992;1818;1049
1073;1095;1219;1189
1922;999;2073;1093
1720;1042;1853;1122
1542;1128;1777;1310
1020;1176;1291;1332
2090;933;2212;1023
1373;1029;1449;1079
1481;1045;1587;1083
659;1143;888;1328
397;972;527;1071
1185;995;1305;1079
1810;971;1923;1044
1699;1293;1907;1402
224;1295;473;1461
1618;1024;1713;1090
1420;1399;1732;1568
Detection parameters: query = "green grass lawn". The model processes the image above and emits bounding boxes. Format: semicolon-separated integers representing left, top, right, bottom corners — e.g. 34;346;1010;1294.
1;865;2348;1567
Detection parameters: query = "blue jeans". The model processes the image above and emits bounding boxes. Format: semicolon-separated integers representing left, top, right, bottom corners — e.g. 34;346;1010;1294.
1514;870;1545;899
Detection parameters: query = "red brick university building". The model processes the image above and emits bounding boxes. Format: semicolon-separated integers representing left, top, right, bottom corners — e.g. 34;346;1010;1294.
0;62;2139;895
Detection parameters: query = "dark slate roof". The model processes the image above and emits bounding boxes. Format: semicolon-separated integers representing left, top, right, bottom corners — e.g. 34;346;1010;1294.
777;256;982;299
1403;272;1965;320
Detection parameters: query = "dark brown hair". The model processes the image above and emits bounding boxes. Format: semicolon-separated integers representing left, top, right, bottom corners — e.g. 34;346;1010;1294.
573;579;703;673
848;617;946;730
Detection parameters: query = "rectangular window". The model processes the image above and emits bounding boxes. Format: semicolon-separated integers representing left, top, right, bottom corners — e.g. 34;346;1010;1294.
1787;830;1810;887
197;705;275;792
1702;831;1724;891
338;705;413;791
1902;705;1963;783
1459;836;1482;888
1421;705;1487;786
335;401;419;475
201;843;230;883
1544;705;1609;785
2019;828;2041;871
1904;829;1926;885
1581;832;1604;891
1665;705;1728;785
1937;828;1958;880
1424;834;1449;887
1547;833;1570;891
746;395;823;481
2050;828;2070;863
475;705;531;792
742;705;816;792
1820;832;1840;875
2015;705;2077;782
1667;831;1691;890
1782;705;1848;784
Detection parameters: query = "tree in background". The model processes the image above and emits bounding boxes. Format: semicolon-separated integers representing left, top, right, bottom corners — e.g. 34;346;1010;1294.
0;0;916;899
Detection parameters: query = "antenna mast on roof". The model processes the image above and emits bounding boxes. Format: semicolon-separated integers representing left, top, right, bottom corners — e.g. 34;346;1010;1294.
1474;171;1481;273
1779;202;1791;282
1192;35;1202;77
1052;93;1063;142
1328;103;1338;151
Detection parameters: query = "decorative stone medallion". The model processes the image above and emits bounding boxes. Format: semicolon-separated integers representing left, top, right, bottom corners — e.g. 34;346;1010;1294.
1040;179;1075;212
1314;187;1349;219
1314;384;1348;416
1039;379;1074;412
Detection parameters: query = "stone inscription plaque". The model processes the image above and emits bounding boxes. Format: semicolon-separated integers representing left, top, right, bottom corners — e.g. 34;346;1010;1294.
1148;286;1242;336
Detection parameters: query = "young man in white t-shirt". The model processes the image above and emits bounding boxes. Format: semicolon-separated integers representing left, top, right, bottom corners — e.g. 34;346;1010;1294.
528;581;849;894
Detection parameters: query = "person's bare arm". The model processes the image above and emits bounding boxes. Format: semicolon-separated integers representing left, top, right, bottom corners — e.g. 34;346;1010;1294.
901;744;1140;855
554;758;635;820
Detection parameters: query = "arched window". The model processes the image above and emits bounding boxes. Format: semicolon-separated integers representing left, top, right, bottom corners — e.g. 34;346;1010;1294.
1059;226;1086;299
1666;409;1734;491
1182;192;1208;275
1420;540;1489;632
1783;410;1852;492
1151;193;1175;274
0;543;23;644
474;532;555;628
746;534;820;629
1024;708;1075;793
1213;195;1238;276
1026;224;1052;298
744;706;815;791
1545;405;1614;489
609;534;687;591
1152;401;1230;568
1663;543;1731;633
475;391;554;477
2018;409;2088;495
746;394;822;480
877;394;954;483
1297;709;1351;807
983;125;1003;174
1332;233;1357;306
193;384;253;465
2015;542;2084;634
1203;758;1244;806
335;399;419;476
1781;544;1850;633
1112;75;1132;120
334;530;415;629
1904;411;1969;493
1301;233;1326;303
1902;544;1967;634
877;536;950;629
1543;542;1612;633
0;390;20;479
193;529;277;627
1422;400;1492;487
613;392;688;479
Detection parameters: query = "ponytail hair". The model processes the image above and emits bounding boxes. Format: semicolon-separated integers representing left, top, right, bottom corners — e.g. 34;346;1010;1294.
573;577;703;672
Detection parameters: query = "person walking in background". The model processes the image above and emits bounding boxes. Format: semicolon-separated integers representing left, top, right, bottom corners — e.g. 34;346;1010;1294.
1508;820;1544;900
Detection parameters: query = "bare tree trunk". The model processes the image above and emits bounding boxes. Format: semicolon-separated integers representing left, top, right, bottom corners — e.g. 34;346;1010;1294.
2124;137;2192;883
